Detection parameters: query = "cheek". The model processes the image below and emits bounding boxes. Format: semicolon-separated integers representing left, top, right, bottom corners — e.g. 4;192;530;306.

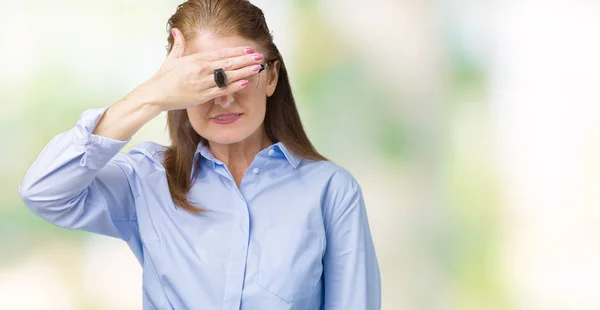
237;96;267;119
186;105;211;128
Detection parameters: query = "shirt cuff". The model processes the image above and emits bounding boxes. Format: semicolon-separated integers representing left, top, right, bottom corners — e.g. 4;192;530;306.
72;106;130;170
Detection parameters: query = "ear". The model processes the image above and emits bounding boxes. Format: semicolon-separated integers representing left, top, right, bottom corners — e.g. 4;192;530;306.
266;60;280;97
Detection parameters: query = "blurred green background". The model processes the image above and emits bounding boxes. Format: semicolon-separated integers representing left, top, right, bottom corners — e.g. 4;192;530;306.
2;1;600;309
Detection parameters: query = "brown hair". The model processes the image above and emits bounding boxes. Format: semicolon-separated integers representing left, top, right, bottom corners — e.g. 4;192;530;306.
163;0;327;213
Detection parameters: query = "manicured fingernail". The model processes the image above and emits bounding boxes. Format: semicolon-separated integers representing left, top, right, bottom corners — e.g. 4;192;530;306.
240;80;249;87
251;65;262;72
245;47;254;54
253;54;264;61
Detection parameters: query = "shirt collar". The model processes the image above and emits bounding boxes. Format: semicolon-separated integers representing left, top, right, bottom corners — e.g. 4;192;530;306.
194;141;301;169
273;142;301;169
195;141;219;163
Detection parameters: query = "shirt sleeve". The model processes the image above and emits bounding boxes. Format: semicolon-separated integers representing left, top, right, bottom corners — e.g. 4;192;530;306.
18;106;139;242
322;173;382;310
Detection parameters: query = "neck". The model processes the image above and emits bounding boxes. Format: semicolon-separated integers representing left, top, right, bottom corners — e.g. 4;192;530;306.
208;128;274;171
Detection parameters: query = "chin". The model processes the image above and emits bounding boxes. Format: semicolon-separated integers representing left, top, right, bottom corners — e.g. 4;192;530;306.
192;118;265;146
203;130;252;145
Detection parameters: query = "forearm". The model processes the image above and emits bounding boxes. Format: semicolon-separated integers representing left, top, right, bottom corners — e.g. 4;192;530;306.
93;83;162;141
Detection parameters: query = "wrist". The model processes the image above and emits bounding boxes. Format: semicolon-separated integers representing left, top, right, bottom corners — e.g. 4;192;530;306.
93;86;162;141
125;82;164;120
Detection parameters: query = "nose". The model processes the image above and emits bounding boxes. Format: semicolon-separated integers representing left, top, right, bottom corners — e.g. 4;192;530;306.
214;92;234;108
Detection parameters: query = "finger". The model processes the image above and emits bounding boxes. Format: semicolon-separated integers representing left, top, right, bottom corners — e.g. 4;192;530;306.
198;64;262;90
222;64;263;85
167;28;186;60
192;46;255;63
205;79;250;99
207;53;264;72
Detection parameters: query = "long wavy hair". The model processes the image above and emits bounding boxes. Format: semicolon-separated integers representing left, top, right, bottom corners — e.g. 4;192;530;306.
163;0;327;213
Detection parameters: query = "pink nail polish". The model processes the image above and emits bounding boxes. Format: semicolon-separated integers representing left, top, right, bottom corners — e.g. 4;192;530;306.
240;80;249;87
245;47;254;54
253;54;264;61
251;65;262;72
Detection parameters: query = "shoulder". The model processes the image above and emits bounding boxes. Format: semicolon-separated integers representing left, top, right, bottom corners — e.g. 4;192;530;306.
300;159;360;197
128;141;168;161
113;142;168;177
306;161;366;231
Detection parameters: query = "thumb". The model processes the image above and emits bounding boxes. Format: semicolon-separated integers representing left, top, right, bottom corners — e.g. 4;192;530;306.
168;28;186;60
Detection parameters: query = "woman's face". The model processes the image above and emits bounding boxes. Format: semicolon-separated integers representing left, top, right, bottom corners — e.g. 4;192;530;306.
184;32;278;145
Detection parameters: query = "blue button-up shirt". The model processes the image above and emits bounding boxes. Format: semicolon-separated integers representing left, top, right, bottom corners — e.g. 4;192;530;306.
18;107;381;310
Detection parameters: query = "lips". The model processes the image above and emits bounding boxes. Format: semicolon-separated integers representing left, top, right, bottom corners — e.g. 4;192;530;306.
212;112;243;120
211;112;243;125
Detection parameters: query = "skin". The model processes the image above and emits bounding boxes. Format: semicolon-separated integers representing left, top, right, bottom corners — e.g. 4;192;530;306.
185;32;280;185
93;28;279;187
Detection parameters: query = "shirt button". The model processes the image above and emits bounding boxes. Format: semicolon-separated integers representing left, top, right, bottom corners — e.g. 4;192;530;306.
252;168;260;175
268;149;275;156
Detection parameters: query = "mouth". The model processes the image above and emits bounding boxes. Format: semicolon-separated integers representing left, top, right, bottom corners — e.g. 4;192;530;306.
212;112;243;120
211;113;243;124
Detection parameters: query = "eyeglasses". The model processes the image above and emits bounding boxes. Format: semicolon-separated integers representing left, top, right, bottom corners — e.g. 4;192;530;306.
258;59;275;73
253;59;276;88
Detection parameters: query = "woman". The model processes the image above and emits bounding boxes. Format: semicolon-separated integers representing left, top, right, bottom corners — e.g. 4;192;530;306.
18;0;381;309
